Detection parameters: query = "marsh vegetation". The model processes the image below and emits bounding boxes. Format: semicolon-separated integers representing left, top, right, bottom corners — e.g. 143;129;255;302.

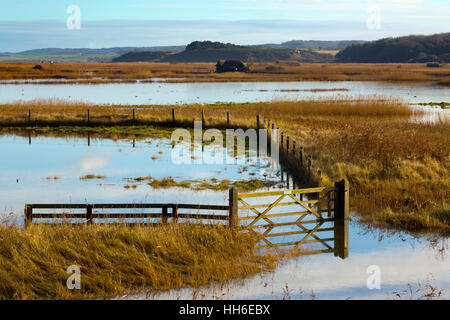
0;62;449;86
0;223;280;299
1;97;447;234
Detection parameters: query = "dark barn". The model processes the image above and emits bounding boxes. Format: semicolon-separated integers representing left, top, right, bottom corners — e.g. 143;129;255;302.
426;62;441;68
216;60;249;73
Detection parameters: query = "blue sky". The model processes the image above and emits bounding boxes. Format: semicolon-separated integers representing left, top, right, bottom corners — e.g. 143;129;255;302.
0;0;449;51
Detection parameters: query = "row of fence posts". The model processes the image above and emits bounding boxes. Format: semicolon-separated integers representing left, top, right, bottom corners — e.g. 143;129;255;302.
26;131;136;147
261;116;317;184
24;109;317;182
25;108;225;126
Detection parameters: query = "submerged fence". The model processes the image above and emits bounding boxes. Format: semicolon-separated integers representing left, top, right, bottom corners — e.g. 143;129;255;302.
25;180;349;258
25;203;231;227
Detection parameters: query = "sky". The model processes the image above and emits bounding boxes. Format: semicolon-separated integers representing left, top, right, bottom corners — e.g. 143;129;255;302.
0;0;449;51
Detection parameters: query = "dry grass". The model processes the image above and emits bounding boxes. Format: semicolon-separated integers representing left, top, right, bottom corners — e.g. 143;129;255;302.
0;62;449;85
0;223;279;299
248;99;449;233
0;97;449;233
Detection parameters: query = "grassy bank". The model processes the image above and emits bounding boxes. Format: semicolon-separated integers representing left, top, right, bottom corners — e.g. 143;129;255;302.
0;223;279;299
0;62;449;85
1;98;449;234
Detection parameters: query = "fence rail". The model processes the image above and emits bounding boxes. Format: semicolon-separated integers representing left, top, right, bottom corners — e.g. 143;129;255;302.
25;203;231;227
25;181;349;258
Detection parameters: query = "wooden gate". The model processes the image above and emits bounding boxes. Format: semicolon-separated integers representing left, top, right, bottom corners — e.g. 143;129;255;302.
235;180;349;259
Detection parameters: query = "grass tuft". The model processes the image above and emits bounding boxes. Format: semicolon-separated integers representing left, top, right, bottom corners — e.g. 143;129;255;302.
0;223;279;300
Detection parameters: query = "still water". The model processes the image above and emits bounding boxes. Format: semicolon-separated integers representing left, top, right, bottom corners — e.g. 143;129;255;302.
0;81;449;105
138;225;449;300
0;134;281;220
0;133;448;300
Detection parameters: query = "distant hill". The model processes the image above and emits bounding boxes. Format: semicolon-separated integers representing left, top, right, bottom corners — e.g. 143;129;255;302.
258;40;365;50
113;41;334;63
0;40;360;63
11;46;185;56
336;33;450;63
0;46;186;62
112;51;172;62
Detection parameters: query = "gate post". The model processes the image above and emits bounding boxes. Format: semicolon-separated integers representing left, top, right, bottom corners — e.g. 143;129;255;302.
335;179;349;220
229;188;238;228
24;205;32;228
172;204;179;224
162;205;168;224
334;179;349;259
86;205;93;224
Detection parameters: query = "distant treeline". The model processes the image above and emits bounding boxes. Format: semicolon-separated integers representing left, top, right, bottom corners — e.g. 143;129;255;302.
0;46;185;56
259;40;365;50
112;41;334;63
111;51;173;62
336;33;450;63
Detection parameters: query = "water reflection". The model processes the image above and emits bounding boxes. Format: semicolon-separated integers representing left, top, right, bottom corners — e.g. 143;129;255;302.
133;223;449;300
0;133;282;223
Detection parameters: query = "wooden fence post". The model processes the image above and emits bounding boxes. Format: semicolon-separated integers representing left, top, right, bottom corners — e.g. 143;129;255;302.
86;204;93;224
299;147;304;168
201;110;204;126
229;188;238;228
334;179;349;259
256;114;260;130
335;179;349;220
227;111;230;126
172;108;175;123
162;205;168;224
24;205;32;228
172;204;179;223
287;136;290;153
307;155;312;175
286;172;290;189
281;132;284;146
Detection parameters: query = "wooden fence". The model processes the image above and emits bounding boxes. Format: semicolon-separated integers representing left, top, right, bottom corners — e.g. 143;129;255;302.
25;203;231;227
262;117;317;184
24;180;349;258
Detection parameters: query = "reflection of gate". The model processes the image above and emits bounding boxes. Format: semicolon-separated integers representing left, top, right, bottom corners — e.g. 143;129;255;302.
236;180;349;259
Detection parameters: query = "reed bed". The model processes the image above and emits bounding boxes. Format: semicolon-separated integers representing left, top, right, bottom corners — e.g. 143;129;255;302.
0;62;449;85
0;223;279;299
1;97;449;233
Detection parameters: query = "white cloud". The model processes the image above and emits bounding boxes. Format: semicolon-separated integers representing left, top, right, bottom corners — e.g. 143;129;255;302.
77;155;108;171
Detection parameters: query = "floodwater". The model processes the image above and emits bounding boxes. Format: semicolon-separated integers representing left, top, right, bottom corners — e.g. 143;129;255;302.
0;133;448;300
0;81;449;105
0;134;282;222
134;222;449;300
0;78;448;299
